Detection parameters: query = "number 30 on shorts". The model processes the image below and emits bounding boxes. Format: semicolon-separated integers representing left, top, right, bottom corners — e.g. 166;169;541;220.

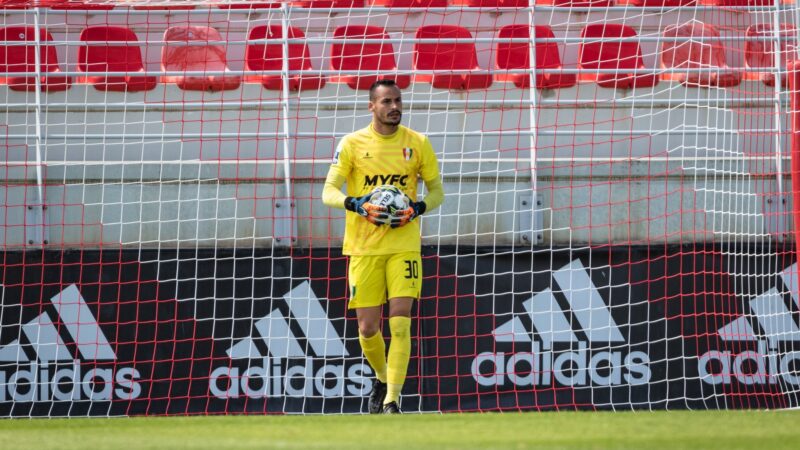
404;260;419;279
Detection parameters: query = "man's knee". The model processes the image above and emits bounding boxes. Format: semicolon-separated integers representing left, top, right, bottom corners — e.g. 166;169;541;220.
356;305;383;337
358;321;381;338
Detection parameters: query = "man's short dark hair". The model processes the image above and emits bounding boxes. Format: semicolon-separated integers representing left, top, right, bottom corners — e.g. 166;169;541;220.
369;79;399;101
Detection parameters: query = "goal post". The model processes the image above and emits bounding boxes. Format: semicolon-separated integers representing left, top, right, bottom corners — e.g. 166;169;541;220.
0;1;799;416
791;60;800;254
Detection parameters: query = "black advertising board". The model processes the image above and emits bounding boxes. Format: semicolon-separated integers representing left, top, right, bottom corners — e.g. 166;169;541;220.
1;246;798;416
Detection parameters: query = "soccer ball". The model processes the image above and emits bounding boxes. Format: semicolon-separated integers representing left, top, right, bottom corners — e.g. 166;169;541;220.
368;185;410;225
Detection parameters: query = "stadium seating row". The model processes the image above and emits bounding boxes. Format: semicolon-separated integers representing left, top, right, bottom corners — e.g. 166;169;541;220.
0;0;795;9
0;22;795;92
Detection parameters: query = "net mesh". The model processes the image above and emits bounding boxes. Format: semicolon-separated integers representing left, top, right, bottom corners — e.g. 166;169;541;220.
0;1;799;415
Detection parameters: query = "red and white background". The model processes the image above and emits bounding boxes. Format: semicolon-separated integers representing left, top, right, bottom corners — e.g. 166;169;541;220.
1;0;799;415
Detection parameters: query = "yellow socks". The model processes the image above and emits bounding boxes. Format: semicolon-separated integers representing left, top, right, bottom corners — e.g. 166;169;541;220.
358;331;387;383
385;316;411;405
359;316;412;405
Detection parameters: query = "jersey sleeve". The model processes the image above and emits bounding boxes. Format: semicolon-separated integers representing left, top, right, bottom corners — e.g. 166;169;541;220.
322;137;353;209
419;137;444;212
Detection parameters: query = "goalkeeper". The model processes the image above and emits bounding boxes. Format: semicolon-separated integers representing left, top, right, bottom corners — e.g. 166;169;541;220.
321;79;444;414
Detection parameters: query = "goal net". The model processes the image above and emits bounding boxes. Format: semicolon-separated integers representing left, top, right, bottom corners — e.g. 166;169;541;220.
0;0;799;416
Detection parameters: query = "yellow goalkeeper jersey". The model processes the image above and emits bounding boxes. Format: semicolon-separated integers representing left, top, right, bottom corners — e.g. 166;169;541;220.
322;124;443;256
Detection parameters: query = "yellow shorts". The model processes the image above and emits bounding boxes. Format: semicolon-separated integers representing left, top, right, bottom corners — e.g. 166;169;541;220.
347;251;422;309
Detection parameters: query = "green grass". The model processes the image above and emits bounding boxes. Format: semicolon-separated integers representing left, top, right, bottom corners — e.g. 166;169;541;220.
1;410;799;449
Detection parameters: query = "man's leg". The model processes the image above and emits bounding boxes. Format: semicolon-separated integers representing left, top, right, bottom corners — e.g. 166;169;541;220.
356;305;387;385
348;255;389;413
357;306;389;414
384;297;413;410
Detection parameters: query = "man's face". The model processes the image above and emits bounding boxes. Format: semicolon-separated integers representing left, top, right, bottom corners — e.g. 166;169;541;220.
369;85;402;127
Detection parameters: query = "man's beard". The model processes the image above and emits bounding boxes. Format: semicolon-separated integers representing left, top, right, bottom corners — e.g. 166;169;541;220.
382;113;401;125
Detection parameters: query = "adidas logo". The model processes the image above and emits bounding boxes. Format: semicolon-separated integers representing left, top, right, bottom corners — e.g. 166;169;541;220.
0;284;141;402
699;263;800;386
472;260;651;387
209;281;372;399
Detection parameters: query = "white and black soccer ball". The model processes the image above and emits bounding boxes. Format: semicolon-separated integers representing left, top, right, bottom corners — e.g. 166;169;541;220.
369;185;410;225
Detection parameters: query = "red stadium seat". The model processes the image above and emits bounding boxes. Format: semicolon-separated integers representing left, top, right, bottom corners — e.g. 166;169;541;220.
0;26;71;91
330;25;410;90
217;2;282;8
78;26;157;92
620;0;696;5
495;24;576;89
292;0;365;6
661;21;741;88
373;0;448;6
451;0;528;6
700;0;771;6
578;24;657;89
50;1;115;9
536;0;613;6
0;0;109;7
161;26;241;92
133;4;195;9
414;25;492;90
0;0;38;7
745;24;797;87
245;25;325;91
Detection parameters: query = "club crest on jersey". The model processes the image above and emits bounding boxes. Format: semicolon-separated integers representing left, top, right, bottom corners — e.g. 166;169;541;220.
402;148;413;161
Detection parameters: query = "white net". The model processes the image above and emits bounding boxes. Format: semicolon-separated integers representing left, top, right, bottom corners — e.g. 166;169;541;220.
0;1;799;416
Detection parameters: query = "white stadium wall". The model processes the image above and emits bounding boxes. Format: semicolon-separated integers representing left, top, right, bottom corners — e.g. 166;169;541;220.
2;4;796;247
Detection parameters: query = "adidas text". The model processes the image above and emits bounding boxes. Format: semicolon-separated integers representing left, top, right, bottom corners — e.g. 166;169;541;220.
0;361;141;402
0;284;142;402
698;265;800;386
471;260;651;387
472;343;651;387
209;282;373;399
209;357;372;398
698;341;800;386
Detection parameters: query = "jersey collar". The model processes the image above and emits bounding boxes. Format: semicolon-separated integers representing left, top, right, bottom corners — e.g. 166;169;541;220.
369;123;401;140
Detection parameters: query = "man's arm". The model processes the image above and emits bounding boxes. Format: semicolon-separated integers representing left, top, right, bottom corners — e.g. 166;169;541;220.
322;137;352;209
322;169;349;210
417;136;444;213
419;175;444;213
